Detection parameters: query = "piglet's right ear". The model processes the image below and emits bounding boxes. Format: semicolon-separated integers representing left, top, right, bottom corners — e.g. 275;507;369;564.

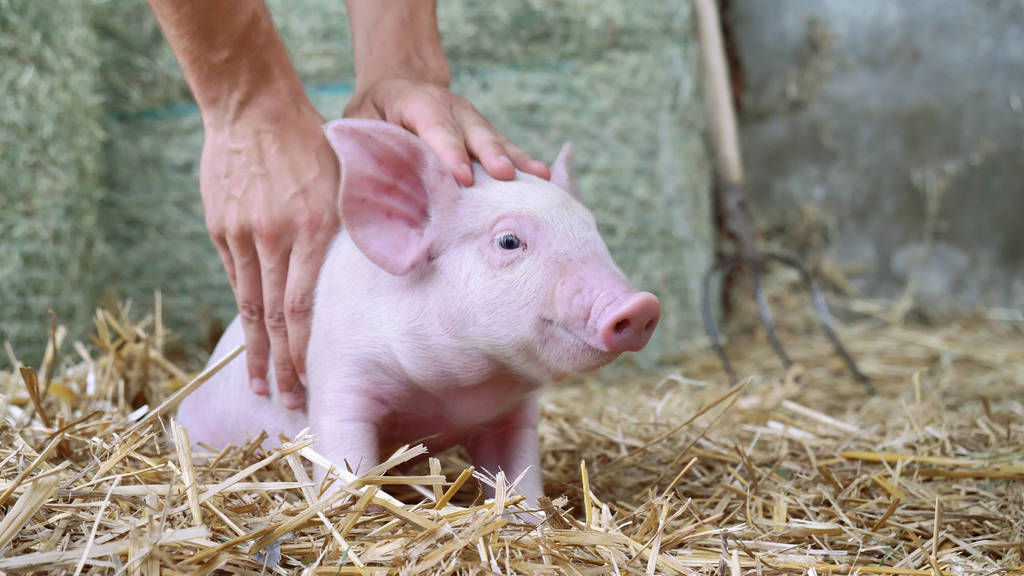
324;119;460;276
550;143;580;201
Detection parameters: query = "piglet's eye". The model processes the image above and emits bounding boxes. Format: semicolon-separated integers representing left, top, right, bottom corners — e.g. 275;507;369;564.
496;232;522;250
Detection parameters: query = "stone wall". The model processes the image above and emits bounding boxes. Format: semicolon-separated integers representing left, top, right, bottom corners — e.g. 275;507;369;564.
730;0;1024;313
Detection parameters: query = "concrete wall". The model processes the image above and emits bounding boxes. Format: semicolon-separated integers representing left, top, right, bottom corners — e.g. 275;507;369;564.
730;0;1024;312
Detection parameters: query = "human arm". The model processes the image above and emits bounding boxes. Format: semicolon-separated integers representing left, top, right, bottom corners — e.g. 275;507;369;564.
147;0;337;409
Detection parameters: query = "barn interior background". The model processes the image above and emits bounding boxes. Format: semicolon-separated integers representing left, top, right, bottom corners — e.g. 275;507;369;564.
1;1;1023;573
1;0;713;371
4;1;1022;371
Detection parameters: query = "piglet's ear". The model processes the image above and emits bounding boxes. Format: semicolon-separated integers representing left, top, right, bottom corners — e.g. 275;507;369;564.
324;119;460;276
550;142;580;200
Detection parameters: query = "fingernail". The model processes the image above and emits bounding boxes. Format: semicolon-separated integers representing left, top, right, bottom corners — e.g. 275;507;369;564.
282;390;306;410
251;377;269;396
458;164;473;184
298;372;308;387
499;155;514;168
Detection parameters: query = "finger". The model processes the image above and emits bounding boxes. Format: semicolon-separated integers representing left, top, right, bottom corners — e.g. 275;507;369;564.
255;238;303;409
502;140;551;180
402;103;475;186
282;240;328;410
458;111;517;181
226;233;271;396
452;100;550;181
421;124;475;186
211;234;238;293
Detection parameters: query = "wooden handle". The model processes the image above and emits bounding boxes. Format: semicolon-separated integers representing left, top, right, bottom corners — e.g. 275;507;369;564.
693;0;745;186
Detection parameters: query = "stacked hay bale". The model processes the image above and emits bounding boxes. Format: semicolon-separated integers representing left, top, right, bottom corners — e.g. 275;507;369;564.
0;0;105;366
87;0;234;359
7;0;711;369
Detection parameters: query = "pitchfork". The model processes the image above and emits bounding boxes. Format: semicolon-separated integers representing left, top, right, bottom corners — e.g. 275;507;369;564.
693;0;872;391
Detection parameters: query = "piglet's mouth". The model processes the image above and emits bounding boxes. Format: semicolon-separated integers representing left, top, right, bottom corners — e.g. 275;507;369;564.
540;318;611;356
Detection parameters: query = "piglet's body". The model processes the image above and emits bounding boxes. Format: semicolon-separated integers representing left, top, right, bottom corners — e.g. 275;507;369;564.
177;120;660;504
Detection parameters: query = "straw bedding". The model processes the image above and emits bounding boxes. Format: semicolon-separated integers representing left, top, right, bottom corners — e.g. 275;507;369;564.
1;280;1021;574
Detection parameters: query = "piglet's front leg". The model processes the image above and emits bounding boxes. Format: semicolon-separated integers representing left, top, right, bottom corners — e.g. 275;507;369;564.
465;395;543;507
307;383;383;487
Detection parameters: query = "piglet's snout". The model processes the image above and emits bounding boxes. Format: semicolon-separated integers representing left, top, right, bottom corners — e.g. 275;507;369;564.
598;292;660;353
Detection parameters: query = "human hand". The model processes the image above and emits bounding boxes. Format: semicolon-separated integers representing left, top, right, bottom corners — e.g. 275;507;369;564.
147;0;338;409
343;0;548;187
344;78;550;186
200;103;340;410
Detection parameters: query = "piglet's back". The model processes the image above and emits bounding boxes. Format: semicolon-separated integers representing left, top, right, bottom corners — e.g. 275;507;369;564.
176;316;307;450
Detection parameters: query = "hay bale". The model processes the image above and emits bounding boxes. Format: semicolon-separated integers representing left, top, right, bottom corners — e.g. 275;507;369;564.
86;0;353;115
97;110;235;359
85;0;191;115
0;0;105;368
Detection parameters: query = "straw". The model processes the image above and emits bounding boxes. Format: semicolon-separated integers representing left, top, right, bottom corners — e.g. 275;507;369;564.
1;280;1022;573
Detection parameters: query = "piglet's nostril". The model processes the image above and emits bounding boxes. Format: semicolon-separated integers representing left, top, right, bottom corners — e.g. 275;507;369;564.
614;319;630;334
643;318;657;334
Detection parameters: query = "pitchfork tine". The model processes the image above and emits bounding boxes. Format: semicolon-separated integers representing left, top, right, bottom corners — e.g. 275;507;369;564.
751;262;793;370
701;259;739;384
767;252;875;392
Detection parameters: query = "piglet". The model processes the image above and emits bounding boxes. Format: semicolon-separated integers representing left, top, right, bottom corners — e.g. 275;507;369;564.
177;119;660;504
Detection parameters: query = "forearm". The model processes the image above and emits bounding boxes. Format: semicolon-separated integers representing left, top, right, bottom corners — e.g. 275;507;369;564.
147;0;307;127
345;0;450;87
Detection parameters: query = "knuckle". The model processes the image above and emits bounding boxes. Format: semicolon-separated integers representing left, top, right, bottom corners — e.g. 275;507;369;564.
253;218;286;243
482;137;506;153
238;301;264;322
298;211;337;238
421;84;448;100
431;124;464;148
285;293;315;319
264;306;288;331
209;229;228;248
225;223;250;245
507;145;531;160
205;218;226;240
315;214;341;240
405;95;436;120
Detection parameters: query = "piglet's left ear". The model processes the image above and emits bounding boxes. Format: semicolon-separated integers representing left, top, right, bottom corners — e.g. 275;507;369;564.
550;142;580;200
324;119;460;276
